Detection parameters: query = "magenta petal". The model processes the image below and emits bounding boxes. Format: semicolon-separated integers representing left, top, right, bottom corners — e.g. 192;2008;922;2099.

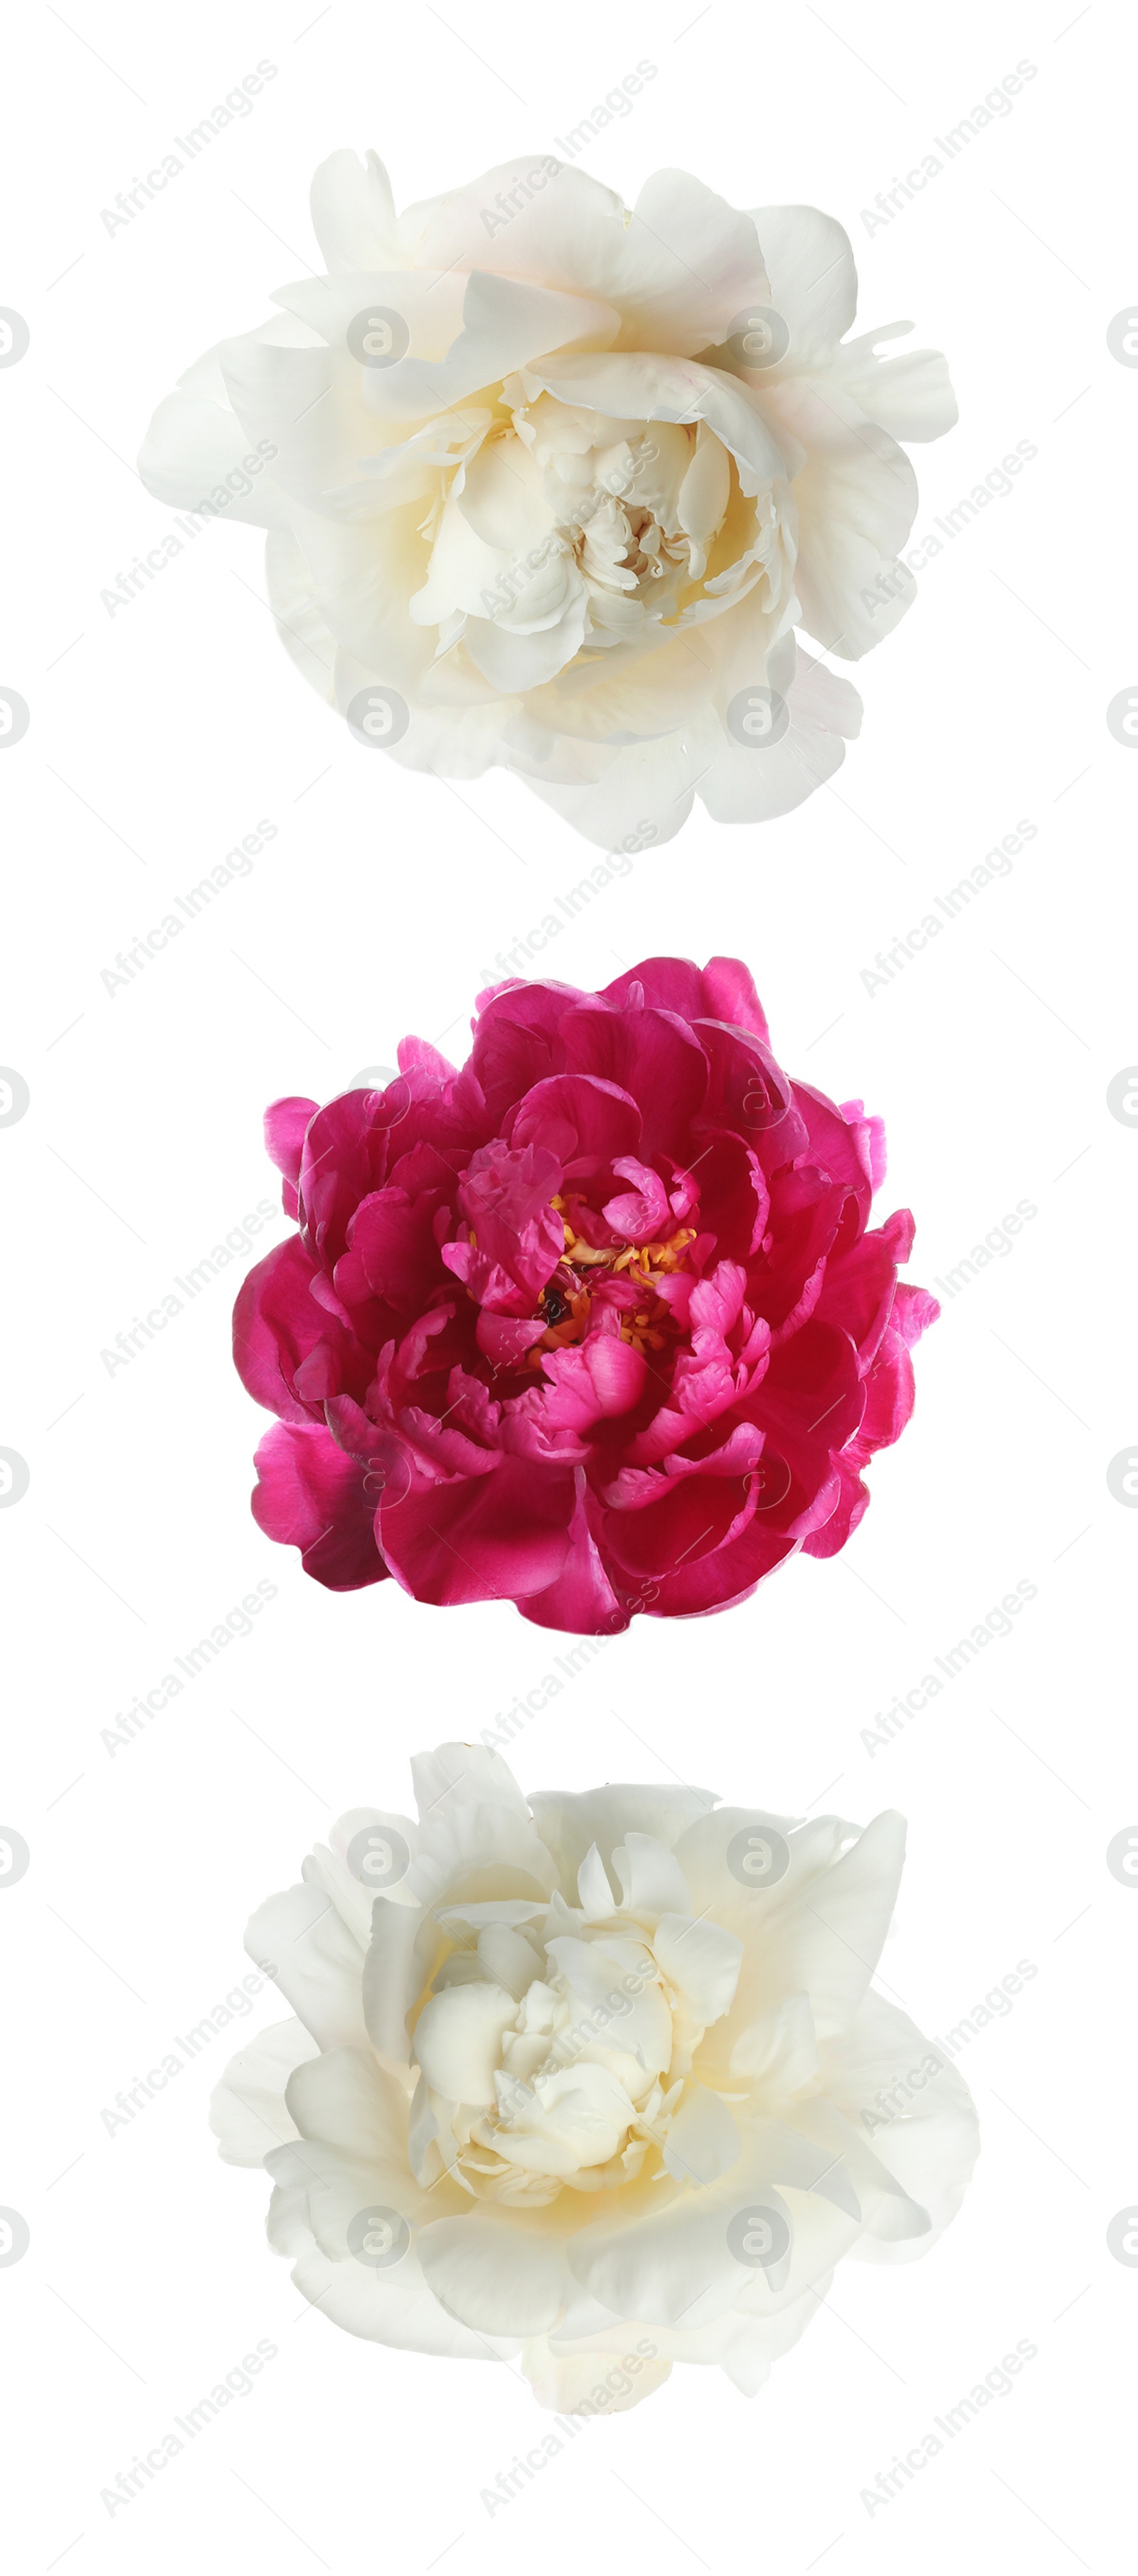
560;1003;708;1157
477;1310;548;1367
646;1515;798;1616
801;1456;870;1559
600;955;770;1049
251;1421;386;1589
812;1223;907;1372
540;1334;648;1431
264;1096;316;1185
699;956;771;1046
346;1156;454;1316
852;1327;918;1457
890;1281;940;1348
234;1239;343;1424
457;1139;563;1303
238;955;937;1626
509;1074;642;1179
470;978;586;1128
518;1477;626;1634
380;1457;575;1605
602;1156;671;1244
602;1466;748;1579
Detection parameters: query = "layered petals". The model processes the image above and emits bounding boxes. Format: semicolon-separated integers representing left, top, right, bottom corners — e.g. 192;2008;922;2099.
214;1745;977;2410
234;960;935;1631
140;153;953;844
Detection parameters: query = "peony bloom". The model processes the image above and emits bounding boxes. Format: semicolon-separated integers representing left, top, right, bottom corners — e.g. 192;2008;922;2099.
233;956;937;1633
213;1743;978;2411
139;149;954;848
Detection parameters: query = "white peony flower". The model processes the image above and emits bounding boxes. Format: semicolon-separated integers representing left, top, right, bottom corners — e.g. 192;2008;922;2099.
213;1742;977;2410
140;151;954;848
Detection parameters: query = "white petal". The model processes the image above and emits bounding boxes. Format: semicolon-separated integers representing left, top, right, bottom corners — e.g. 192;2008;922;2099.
572;2120;858;2331
836;324;957;442
663;2085;743;2186
362;1888;427;2065
463;599;588;694
521;2338;672;2414
820;1991;980;2254
216;331;379;507
528;1784;718;1896
458;427;551;553
626;169;770;353
373;270;620;426
748;204;858;370
310;149;401;273
676;423;732;545
611;1833;691;1925
245;1877;368;2050
418;2216;567;2333
730;1813;908;2046
137;388;289;530
527;351;787;495
209;2019;317;2166
411;1740;529;1821
409;479;516;627
696;648;863;823
291;2243;519;2359
728;1991;820;2095
477;1922;543;1998
284;2043;411;2168
533;625;717;745
577;1841;618;1919
397;158;629;307
755;377;918;657
274;266;467;364
288;494;440;694
653;1912;743;2027
265;527;338;702
412;1980;518;2104
796;2098;930;2244
519;733;704;851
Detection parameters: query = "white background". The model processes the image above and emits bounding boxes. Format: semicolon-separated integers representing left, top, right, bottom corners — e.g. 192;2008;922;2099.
1;1;1134;2568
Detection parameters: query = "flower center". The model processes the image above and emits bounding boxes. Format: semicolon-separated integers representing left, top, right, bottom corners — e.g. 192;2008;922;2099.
533;1197;697;1359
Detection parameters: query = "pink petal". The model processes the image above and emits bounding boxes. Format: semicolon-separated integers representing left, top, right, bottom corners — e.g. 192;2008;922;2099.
509;1073;642;1180
539;1334;649;1431
250;1421;386;1590
517;1475;627;1635
560;1003;708;1157
233;1239;357;1424
264;1096;316;1185
380;1457;575;1606
602;1156;671;1244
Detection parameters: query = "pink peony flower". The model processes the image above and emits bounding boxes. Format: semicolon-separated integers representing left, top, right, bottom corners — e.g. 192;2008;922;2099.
234;958;937;1633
